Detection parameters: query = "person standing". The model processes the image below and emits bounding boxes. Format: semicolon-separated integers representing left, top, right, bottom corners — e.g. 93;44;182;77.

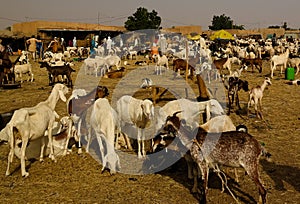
26;35;41;61
106;36;112;55
36;35;43;60
48;37;59;53
73;37;77;47
0;39;12;87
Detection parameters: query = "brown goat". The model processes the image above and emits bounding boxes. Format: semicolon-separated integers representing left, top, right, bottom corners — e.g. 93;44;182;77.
173;54;200;79
67;86;109;150
103;67;126;79
162;112;269;204
213;57;230;74
242;58;263;73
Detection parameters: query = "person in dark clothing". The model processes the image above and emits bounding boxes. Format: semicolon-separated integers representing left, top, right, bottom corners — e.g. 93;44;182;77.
0;39;13;87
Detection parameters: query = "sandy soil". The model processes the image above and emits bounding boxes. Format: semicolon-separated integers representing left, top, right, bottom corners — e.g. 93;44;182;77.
0;55;299;204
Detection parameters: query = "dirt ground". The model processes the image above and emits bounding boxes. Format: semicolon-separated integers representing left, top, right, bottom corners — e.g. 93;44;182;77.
0;55;299;204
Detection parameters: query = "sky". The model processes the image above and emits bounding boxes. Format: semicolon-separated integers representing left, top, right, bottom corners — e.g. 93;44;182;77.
1;0;300;30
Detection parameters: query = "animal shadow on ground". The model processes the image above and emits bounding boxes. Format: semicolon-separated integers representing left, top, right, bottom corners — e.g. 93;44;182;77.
143;152;259;203
260;159;300;192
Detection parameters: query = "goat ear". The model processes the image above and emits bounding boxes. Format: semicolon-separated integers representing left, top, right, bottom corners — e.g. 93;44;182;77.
59;90;67;102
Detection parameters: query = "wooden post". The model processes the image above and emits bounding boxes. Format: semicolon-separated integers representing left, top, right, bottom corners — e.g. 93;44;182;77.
185;40;189;81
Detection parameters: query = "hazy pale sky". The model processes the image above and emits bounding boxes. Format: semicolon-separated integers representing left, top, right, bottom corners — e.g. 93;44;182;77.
1;0;299;30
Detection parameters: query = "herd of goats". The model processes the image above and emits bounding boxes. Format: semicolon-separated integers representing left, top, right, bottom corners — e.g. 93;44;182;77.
1;33;300;204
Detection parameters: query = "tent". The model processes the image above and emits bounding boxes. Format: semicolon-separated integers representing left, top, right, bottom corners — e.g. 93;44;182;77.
210;30;234;41
186;33;201;41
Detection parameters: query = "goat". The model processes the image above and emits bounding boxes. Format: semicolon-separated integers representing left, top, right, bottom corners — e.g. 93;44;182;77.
153;54;169;75
116;95;154;158
105;55;121;70
241;57;263;73
13;63;34;83
172;58;195;79
88;98;120;174
227;77;249;115
39;61;75;87
229;64;248;78
67;86;109;153
270;48;289;78
213;57;231;75
5;83;69;177
140;78;153;89
103;67;126;79
162;112;269;204
247;77;272;119
155;98;213;134
287;57;300;75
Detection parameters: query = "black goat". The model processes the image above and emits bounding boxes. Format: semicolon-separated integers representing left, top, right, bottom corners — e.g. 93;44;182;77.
227;77;249;115
39;61;75;87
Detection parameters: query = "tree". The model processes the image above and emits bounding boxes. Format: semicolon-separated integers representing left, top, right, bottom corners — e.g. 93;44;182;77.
209;14;244;30
124;7;161;31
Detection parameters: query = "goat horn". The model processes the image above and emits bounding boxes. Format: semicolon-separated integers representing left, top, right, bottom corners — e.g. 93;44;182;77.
172;111;182;117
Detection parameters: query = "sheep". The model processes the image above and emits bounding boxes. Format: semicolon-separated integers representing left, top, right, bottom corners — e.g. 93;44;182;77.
116;95;154;158
87;98;120;174
13;63;34;83
247;77;272;119
270;48;289;78
153;54;169;75
161;112;269;204
5;83;69;177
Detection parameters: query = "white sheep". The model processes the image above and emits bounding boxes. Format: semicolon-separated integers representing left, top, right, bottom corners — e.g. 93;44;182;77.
247;77;272;119
116;95;154;158
5;83;69;177
88;98;120;173
13;63;34;83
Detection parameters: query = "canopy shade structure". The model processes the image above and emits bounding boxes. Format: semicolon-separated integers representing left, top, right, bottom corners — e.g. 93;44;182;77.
210;30;235;41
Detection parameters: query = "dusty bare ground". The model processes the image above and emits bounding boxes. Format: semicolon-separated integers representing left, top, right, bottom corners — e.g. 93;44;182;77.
0;56;299;204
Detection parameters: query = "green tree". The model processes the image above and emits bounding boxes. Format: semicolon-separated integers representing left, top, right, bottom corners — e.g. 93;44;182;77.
209;14;244;30
124;7;161;31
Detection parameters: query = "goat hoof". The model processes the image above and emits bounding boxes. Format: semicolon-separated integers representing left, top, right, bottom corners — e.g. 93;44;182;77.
39;158;44;162
5;171;10;176
78;148;83;154
22;172;29;178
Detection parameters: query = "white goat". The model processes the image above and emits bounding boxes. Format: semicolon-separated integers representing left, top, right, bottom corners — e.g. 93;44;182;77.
105;55;121;70
13;63;34;83
247;77;272;119
270;49;289;78
88;98;120;173
155;98;219;133
5;83;68;177
153;54;169;75
287;57;300;75
116;95;154;158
